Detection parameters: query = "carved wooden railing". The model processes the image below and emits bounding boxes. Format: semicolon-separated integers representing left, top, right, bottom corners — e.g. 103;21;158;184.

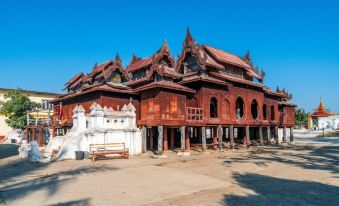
186;107;204;121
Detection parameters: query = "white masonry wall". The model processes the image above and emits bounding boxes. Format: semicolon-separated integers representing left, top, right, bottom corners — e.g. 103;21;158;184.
45;102;141;160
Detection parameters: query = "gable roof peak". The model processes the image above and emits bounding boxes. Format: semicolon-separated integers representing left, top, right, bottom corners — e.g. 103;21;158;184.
129;54;142;65
184;26;196;46
114;53;121;63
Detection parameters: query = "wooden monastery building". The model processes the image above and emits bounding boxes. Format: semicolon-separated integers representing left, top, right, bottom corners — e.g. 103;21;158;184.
51;30;296;153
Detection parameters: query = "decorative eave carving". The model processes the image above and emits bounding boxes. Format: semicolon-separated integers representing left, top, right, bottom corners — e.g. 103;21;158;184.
175;28;207;72
153;40;175;68
259;69;266;83
276;86;292;99
145;40;177;80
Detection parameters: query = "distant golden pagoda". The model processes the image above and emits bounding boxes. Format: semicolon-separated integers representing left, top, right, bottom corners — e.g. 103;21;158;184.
307;98;335;129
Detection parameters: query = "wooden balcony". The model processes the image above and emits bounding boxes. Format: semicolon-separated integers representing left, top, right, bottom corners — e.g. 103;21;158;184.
186;107;204;121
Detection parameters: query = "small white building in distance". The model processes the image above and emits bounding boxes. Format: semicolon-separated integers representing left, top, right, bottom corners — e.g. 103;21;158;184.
307;98;338;130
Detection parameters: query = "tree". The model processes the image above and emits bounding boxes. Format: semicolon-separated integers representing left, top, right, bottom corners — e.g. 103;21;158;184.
295;108;308;128
0;89;41;130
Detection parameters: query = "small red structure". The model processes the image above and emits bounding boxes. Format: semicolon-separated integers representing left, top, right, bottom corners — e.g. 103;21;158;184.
51;29;296;153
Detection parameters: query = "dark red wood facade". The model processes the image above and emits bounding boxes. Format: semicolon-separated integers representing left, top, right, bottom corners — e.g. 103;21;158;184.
51;29;296;150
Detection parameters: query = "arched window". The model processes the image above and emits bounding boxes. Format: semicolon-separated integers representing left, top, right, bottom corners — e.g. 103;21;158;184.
251;99;259;119
271;105;275;120
236;97;245;119
210;97;218;118
263;104;267;120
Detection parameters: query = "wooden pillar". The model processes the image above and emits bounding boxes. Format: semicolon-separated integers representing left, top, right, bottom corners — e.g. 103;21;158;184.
290;127;294;142
170;128;175;149
142;126;147;153
275;126;280;144
201;127;207;152
158;126;163;155
39;127;43;147
225;127;229;140
214;127;218;149
185;127;190;151
283;127;287;143
32;128;36;142
230;125;234;149
164;126;168;151
245;125;250;147
197;127;202;143
218;125;223;150
267;127;271;145
180;126;186;152
259;125;263;146
150;128;154;151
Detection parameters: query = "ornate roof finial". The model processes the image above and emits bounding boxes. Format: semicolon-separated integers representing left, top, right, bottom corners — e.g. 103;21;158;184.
184;26;195;45
114;53;121;63
158;39;170;53
92;62;98;71
129;54;142;65
243;50;253;66
113;53;123;68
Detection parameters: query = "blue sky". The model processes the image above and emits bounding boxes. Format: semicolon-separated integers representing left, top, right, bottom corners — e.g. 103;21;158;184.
0;0;338;113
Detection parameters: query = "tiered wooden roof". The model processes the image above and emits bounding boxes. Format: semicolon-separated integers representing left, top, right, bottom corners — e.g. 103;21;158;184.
57;29;292;102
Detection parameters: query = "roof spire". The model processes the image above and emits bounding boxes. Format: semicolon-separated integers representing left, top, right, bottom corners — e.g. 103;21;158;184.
184;26;195;45
158;39;170;53
113;53;122;68
92;62;98;71
129;54;142;65
114;53;121;63
243;50;253;66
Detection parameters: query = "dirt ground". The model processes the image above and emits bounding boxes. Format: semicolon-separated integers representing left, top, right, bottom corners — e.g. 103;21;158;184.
0;135;338;206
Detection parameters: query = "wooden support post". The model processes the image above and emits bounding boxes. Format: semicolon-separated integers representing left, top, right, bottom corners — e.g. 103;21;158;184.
290;127;294;142
230;125;234;149
197;127;201;143
32;128;36;142
245;125;250;147
39;127;43;147
283;127;287;143
180;126;186;152
218;125;223;150
212;127;217;150
201;127;207;152
158;126;163;155
142;126;147;153
170;128;174;149
150;128;154;151
164;126;168;152
185;127;190;151
259;125;263;146
275;126;280;144
225;127;229;140
267;127;271;145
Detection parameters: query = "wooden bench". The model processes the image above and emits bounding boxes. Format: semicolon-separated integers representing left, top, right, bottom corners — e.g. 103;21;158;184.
89;143;129;162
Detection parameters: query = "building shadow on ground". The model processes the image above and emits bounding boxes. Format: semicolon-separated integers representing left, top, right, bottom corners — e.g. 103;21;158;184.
223;144;339;177
222;173;339;206
46;198;91;206
0;159;118;205
0;144;19;159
